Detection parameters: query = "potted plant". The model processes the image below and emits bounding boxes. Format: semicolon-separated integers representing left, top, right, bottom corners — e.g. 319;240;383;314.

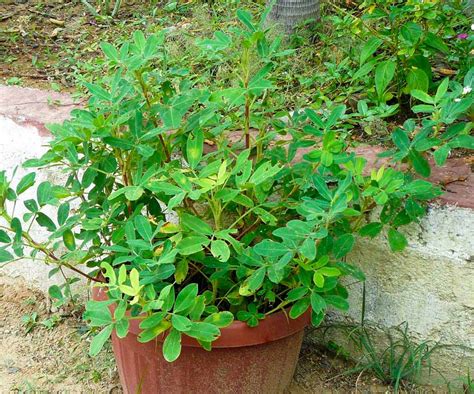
0;11;457;394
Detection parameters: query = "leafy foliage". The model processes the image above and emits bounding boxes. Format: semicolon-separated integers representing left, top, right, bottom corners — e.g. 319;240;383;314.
0;8;468;362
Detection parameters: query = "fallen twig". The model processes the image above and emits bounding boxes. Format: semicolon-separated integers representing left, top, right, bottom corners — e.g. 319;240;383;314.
0;11;16;21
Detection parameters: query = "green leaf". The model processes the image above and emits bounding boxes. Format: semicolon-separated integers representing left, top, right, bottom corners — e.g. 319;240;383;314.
239;267;266;296
0;248;14;263
186;130;204;169
311;311;325;327
286;287;308;302
433;145;450;166
402;180;435;196
210;240;230;262
310;292;326;314
100;42;119;62
57;202;70;226
115;319;129;339
300;238;316;261
388;228;408;252
333;234;355;259
156;94;196;129
359;222;383;238
37;181;52;206
324;295;349;311
318;267;341;277
424;32;449;54
163;328;182;362
114;301;127;321
35;213;56;232
139;312;168;330
359;37;383;65
204;311;234;328
412;104;435;114
196;31;232;52
101;262;117;286
89;325;113;357
400;22;422;44
63;229;76;251
0;230;11;243
124;186;144;201
312;175;332;200
48;285;63;300
313;272;325;288
248;63;274;93
171;314;192;331
435;78;449;103
335;262;366;281
174;283;198;313
409;150;431;177
248;162;281;186
406;68;429;93
185;322;220;342
84;83;111;102
24;199;39;213
375;60;396;99
180;213;213;235
134;215;153;242
289;297;310;319
11;218;22;242
174;259;188;284
253;239;288;257
392;128;410;153
236;9;256;32
449;135;474;150
16;173;36;195
138;320;171;343
353;61;376;81
411;90;434;104
133;30;146;51
464;68;474;89
177;236;209;255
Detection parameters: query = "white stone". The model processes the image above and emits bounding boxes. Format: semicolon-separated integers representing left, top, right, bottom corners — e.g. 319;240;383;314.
0;116;87;291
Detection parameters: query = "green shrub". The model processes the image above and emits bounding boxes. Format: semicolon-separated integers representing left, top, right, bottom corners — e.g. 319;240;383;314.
0;10;464;363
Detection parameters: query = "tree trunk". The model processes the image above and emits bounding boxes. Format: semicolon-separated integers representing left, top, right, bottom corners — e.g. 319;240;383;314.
266;0;320;33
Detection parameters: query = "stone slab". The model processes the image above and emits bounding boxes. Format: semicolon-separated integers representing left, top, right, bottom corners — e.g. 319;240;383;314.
0;85;82;136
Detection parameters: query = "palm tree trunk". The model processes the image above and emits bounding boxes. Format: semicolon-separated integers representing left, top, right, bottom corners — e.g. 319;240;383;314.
266;0;320;33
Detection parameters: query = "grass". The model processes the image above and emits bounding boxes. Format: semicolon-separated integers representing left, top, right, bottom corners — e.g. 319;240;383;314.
347;324;444;392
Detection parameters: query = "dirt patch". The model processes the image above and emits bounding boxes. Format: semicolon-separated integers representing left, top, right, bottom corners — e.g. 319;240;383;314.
0;0;161;90
0;275;438;393
0;275;120;392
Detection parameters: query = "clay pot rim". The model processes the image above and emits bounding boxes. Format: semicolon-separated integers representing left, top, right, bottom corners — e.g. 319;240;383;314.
93;286;311;349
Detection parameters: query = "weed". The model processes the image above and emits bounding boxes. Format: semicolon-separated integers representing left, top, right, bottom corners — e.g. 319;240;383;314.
41;314;62;330
21;312;38;334
347;324;445;392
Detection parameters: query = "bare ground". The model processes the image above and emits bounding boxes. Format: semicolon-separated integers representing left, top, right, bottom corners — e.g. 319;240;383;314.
0;276;120;393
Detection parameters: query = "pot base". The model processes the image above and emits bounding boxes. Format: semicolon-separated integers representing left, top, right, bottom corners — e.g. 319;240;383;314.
112;329;304;394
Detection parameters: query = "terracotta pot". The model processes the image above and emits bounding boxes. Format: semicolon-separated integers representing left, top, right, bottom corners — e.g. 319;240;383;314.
93;286;310;394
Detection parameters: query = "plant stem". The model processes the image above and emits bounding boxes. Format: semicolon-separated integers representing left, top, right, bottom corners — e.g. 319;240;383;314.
265;301;289;316
242;46;251;150
111;0;122;17
244;99;250;150
135;71;171;162
1;212;103;283
80;0;99;16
